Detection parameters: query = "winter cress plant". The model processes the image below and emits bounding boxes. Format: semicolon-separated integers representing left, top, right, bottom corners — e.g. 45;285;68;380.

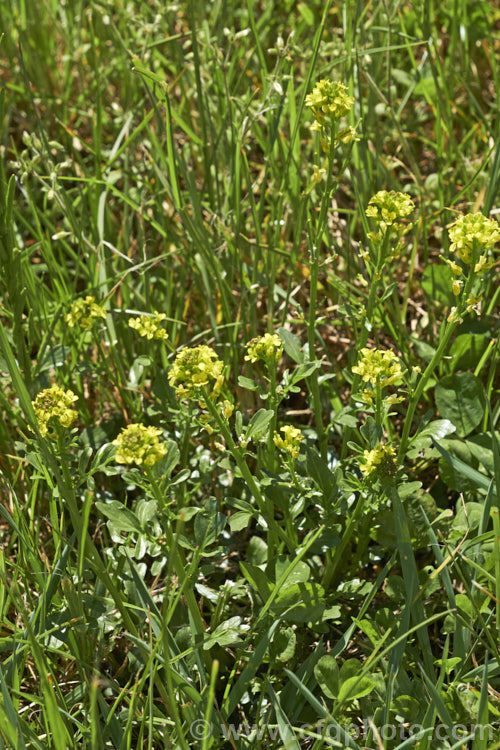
2;5;500;747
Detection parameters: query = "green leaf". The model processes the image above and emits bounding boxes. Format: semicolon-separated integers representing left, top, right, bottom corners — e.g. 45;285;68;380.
314;654;339;699
244;408;274;442
35;344;69;373
360;416;383;449
337;674;377;703
306;447;337;496
407;419;455;459
238;375;258;391
271;582;326;622
271;626;296;663
96;500;142;534
269;555;310;587
160;440;180;479
228;510;253;532
278;327;304;364
421;264;454;308
203;616;246;649
194;497;226;547
435;438;491;493
435;373;486;437
240;561;273;602
449;333;489;373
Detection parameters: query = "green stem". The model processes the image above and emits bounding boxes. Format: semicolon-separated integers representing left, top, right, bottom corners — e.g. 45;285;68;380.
145;469;206;645
203;393;294;554
322;492;366;590
397;318;458;462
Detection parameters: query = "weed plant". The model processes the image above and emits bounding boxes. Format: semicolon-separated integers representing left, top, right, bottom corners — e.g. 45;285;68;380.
0;1;499;748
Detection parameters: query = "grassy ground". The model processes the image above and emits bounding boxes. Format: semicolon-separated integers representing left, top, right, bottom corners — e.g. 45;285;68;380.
0;0;500;747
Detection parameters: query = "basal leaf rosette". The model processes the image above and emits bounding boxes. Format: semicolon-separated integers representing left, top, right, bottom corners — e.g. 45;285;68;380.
168;345;224;407
32;385;79;437
113;423;167;467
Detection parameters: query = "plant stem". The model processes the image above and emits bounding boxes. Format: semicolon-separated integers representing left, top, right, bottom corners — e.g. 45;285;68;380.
397;319;458;461
203;393;294;555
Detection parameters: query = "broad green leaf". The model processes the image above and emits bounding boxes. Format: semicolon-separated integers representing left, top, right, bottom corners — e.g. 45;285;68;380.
270;555;310;587
360;416;383;449
240;561;273;602
278;327;304;364
449;333;489;373
407;419;455;459
96;500;142;533
228;510;253;532
435;373;486;437
271;582;325;622
421;264;454;308
203;617;246;649
337;674;377;703
314;654;339;699
437;439;485;493
270;626;296;663
244;408;274;442
194;497;226;546
237;375;258;391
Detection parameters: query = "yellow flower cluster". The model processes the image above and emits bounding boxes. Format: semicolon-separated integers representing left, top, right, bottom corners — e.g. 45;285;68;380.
113;423;167;467
273;425;304;459
128;312;168;340
65;296;106;330
305;80;354;124
448;212;500;265
445;213;500;321
32;386;78;437
359;444;397;477
245;333;283;364
366;191;415;239
168;345;224;403
352;348;402;388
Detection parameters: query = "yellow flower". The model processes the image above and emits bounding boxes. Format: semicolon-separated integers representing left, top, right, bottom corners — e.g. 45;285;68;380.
66;296;106;330
113;423;167;467
359;444;396;477
448;212;500;264
32;386;78;437
365;191;415;236
168;345;224;404
128;312;168;340
305;80;354;124
352;348;403;388
221;400;234;419
245;333;283;364
273;425;304;459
